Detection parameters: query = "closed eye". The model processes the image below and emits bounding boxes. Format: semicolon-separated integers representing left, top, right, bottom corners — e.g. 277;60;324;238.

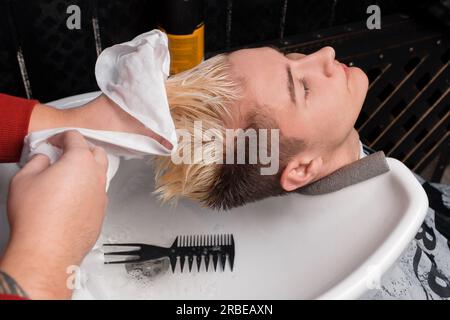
302;78;310;98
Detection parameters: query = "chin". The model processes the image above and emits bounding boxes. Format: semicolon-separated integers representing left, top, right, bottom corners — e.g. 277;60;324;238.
353;67;369;90
350;67;369;104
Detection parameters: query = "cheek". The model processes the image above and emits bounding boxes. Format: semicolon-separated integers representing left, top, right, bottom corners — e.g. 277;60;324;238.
310;93;353;144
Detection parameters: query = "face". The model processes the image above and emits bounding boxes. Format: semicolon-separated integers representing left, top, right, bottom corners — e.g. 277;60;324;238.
228;46;369;155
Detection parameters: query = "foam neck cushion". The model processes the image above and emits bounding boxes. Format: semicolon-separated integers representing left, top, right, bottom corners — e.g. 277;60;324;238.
296;151;390;195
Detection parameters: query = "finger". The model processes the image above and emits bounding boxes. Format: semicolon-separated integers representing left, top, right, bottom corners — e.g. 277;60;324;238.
48;130;90;151
18;154;51;177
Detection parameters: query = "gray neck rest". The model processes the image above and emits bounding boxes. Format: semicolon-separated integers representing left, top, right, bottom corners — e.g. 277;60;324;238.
296;151;390;195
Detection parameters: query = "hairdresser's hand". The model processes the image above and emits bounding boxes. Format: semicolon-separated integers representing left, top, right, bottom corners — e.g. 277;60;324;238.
86;94;173;149
28;94;172;150
0;131;108;299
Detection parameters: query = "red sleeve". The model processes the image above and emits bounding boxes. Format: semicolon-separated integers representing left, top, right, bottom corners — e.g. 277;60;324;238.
0;94;39;163
0;294;28;300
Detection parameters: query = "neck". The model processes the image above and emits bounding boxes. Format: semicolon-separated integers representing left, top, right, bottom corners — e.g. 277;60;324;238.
317;128;361;180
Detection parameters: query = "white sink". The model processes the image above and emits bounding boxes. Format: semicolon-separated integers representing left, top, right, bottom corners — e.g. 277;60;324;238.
0;92;429;299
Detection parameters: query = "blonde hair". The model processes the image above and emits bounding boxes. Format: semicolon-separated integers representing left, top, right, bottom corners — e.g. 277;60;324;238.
153;53;243;206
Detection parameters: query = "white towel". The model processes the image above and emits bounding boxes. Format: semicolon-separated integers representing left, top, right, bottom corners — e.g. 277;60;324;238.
20;30;178;190
359;140;367;159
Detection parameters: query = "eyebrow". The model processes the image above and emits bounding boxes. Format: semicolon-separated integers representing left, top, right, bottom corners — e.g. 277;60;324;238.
268;46;299;106
287;66;296;106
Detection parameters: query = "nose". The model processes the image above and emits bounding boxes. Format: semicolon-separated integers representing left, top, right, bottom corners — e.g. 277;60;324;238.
294;46;336;77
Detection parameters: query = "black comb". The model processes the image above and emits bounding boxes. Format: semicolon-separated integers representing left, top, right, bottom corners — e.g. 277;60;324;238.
103;234;235;272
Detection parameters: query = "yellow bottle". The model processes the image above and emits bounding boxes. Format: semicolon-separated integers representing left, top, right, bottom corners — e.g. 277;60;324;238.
157;0;204;75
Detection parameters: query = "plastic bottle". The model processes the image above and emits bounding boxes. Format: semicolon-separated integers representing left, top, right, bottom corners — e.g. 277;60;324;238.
157;0;204;75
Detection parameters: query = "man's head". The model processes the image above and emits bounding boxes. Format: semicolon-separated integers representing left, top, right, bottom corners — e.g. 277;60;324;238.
154;46;369;209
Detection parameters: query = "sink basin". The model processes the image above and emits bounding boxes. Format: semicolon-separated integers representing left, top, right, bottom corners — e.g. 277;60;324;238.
0;92;429;299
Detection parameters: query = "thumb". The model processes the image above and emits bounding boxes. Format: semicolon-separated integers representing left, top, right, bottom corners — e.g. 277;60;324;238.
19;154;51;177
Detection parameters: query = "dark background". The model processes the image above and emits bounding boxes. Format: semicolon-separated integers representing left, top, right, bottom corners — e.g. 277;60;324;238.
0;0;448;181
0;0;412;101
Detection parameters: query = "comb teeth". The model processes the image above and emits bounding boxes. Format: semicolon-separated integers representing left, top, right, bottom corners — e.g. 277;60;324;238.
172;234;234;273
177;234;233;247
177;234;233;248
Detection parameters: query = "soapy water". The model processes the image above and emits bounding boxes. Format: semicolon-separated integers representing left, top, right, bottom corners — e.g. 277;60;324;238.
125;258;170;281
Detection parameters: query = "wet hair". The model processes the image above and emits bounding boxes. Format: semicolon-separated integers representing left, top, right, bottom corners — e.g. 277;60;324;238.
153;53;305;210
204;111;305;210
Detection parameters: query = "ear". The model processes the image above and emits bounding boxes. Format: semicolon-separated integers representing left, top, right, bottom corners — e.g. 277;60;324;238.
280;155;323;191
